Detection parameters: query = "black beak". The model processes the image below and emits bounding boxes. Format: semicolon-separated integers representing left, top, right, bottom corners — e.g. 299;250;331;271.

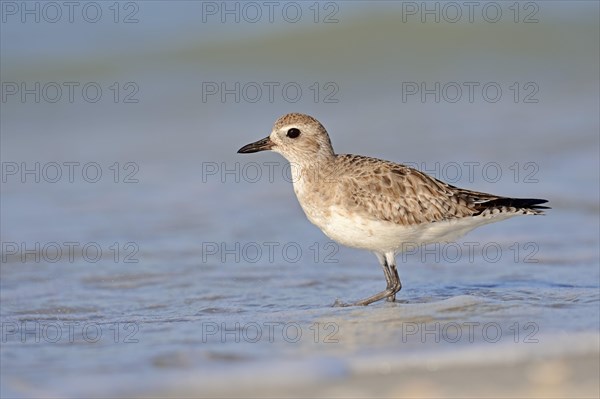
237;136;274;153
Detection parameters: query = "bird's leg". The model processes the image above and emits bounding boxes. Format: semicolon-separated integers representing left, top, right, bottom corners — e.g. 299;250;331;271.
333;253;400;307
385;259;402;302
381;257;394;290
380;252;402;302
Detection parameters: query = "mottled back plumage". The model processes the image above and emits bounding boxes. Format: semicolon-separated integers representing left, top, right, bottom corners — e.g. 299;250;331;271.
329;154;547;226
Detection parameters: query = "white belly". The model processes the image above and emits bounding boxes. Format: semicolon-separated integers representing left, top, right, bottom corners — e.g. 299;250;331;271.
307;205;517;253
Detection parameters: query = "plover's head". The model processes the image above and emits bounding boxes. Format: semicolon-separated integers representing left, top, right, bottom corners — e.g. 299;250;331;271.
238;113;335;164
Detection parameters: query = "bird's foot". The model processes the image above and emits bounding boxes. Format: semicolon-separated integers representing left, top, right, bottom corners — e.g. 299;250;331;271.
332;299;355;307
333;284;402;307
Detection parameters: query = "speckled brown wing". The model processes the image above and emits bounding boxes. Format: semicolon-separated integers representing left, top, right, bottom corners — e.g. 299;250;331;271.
332;154;515;226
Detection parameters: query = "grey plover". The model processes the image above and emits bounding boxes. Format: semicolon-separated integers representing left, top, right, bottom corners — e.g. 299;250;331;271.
238;113;549;306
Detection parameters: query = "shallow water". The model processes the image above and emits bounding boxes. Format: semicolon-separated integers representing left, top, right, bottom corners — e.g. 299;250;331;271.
1;2;599;397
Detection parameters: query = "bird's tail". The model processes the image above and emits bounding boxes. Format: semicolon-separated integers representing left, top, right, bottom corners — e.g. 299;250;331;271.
474;197;550;216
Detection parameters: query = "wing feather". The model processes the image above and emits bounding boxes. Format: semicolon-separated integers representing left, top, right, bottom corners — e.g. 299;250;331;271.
332;155;546;226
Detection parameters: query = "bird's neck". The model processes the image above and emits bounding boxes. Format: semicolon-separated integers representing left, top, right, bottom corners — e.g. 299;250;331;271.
289;155;338;189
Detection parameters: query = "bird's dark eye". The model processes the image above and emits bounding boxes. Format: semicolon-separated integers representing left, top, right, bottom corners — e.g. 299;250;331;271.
286;128;301;138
